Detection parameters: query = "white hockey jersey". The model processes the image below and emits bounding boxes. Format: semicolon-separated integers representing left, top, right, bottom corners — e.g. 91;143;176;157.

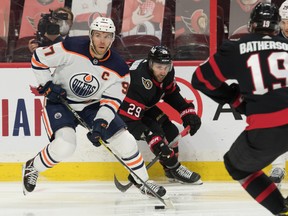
31;36;130;124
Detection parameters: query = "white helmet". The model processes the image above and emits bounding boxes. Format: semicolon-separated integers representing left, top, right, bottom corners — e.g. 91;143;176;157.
89;17;115;37
280;0;288;20
89;16;116;56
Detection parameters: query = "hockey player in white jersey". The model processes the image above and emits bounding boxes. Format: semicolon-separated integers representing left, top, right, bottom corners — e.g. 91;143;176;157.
22;16;166;199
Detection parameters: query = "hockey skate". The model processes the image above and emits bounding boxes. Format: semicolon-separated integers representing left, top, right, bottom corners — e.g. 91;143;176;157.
166;165;203;184
269;167;285;189
22;158;39;195
128;175;166;198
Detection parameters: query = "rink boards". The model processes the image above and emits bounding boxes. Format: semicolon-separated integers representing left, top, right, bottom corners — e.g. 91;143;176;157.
0;66;272;181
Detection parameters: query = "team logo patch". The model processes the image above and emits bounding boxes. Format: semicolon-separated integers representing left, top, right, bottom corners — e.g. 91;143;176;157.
54;112;62;119
142;77;153;90
70;73;100;98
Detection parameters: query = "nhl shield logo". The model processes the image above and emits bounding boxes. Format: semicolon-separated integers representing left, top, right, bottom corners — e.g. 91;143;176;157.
142;77;153;90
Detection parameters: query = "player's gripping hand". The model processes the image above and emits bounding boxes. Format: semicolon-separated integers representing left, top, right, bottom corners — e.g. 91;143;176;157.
37;81;67;103
180;104;201;136
146;134;173;158
87;119;108;147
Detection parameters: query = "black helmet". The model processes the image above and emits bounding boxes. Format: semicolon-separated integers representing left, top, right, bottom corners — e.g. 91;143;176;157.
248;2;281;34
148;45;172;65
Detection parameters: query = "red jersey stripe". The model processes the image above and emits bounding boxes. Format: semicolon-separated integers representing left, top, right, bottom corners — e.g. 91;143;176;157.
195;67;216;90
209;55;227;82
118;109;140;120
124;97;146;109
246;108;288;130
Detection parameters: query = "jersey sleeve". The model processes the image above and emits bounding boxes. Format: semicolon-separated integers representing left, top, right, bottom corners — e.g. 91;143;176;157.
96;67;130;125
118;78;149;138
192;40;240;105
163;89;192;112
118;81;146;121
31;42;68;86
161;68;193;112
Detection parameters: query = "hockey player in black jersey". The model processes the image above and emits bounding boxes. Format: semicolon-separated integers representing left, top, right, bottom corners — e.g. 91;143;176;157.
268;0;288;188
192;2;288;215
119;45;202;184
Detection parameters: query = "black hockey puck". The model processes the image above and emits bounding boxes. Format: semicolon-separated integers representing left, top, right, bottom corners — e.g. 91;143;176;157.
154;205;165;209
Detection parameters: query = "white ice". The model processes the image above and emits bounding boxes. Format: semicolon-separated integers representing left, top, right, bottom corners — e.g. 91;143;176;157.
0;181;282;216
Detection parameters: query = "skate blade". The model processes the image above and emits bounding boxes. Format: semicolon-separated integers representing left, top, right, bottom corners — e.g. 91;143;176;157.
23;188;28;196
21;164;30;196
167;178;203;185
189;179;203;185
163;196;174;209
148;194;174;209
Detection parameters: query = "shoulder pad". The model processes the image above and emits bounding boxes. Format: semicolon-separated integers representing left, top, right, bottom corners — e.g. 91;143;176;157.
130;59;145;71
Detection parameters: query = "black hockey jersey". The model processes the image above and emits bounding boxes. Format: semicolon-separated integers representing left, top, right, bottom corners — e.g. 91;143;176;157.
192;33;288;130
119;59;190;135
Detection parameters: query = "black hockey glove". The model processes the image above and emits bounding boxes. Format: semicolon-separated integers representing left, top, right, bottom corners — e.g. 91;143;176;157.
180;103;201;136
87;119;108;147
37;81;67;103
146;133;173;158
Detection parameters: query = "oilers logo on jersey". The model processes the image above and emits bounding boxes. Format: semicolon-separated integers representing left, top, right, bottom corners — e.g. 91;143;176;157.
31;36;130;117
70;73;100;98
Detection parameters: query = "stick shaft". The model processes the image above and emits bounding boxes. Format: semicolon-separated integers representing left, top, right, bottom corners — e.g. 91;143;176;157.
114;126;190;192
60;98;169;206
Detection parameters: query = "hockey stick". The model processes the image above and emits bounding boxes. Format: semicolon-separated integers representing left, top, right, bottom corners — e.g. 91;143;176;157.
114;126;190;193
60;98;173;208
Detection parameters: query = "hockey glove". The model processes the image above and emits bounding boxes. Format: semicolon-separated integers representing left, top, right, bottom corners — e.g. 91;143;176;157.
37;81;67;103
87;119;108;147
146;133;173;158
180;104;201;136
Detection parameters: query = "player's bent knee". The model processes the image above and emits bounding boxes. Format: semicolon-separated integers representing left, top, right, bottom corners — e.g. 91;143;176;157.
49;127;77;161
224;154;240;180
107;129;138;157
224;153;251;180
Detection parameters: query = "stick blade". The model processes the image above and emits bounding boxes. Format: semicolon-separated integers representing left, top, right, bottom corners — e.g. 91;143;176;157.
162;197;174;209
113;174;133;193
